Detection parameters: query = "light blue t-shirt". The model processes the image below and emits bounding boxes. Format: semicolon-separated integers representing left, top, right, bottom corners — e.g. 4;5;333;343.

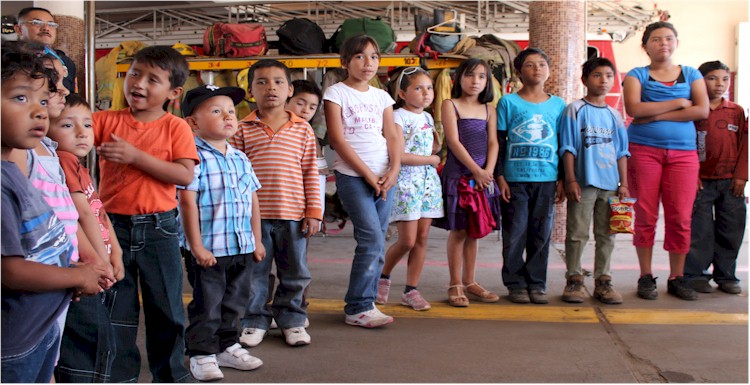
558;99;630;191
497;93;566;182
626;65;702;150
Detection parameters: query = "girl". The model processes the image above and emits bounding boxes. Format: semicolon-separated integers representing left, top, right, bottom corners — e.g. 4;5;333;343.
622;21;709;301
434;58;501;307
324;35;402;327
376;67;443;311
495;48;566;305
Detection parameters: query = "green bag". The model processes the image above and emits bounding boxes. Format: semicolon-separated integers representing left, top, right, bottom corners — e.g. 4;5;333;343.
331;17;396;53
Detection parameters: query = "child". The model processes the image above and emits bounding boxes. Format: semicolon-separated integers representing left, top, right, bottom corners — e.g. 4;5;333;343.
1;41;104;384
230;60;321;346
495;48;566;305
434;58;501;307
558;57;629;305
622;22;709;301
47;94;124;382
93;45;199;382
179;85;264;381
377;67;443;311
323;35;402;327
684;61;747;295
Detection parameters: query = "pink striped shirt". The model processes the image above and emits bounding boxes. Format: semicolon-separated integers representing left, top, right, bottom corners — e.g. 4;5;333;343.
229;111;322;221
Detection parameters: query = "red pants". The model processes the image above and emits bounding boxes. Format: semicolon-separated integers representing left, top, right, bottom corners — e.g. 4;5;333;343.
627;143;699;254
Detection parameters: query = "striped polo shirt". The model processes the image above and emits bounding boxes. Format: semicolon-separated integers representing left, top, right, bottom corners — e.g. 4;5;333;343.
229;110;322;221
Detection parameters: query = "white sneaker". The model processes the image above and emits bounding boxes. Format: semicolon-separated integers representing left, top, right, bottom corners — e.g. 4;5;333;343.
189;355;224;381
216;343;262;371
239;328;266;348
282;327;311;346
304;317;310;328
270;318;278;329
344;306;394;328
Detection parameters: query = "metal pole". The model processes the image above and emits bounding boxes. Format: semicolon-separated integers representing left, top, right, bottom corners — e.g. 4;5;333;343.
85;0;98;185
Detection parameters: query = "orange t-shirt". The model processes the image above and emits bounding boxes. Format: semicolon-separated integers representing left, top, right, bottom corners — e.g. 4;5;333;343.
93;109;199;215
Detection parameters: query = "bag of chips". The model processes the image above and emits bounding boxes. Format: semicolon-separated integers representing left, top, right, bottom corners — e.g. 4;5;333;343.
609;196;637;234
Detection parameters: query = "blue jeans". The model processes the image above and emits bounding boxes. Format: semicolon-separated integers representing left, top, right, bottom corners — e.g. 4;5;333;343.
242;220;310;330
186;253;252;356
1;323;60;383
55;290;117;383
335;172;394;315
685;179;747;284
501;182;556;291
108;209;191;383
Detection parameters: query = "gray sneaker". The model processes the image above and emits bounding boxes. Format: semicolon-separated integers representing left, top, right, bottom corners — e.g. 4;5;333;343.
507;289;530;304
688;279;715;293
562;275;586;303
637;274;658;300
528;288;548;304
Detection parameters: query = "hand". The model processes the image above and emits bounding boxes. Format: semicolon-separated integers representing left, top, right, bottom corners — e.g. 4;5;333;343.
565;180;581;203
632;116;655;125
617;186;630;200
364;172;382;197
97;134;141;164
301;218;321;238
378;168;400;201
94;259;116;290
697;177;703;192
110;250;125;281
555;181;566;204
732;178;747;197
677;98;693;109
192;247;217;268
471;168;493;191
71;262;106;297
252;242;266;263
428;155;441;167
496;176;511;203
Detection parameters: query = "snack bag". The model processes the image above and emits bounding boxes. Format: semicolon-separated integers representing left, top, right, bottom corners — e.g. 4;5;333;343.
609;196;637;234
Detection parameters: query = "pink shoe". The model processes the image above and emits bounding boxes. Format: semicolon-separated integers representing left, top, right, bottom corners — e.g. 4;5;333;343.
401;289;431;311
376;278;391;305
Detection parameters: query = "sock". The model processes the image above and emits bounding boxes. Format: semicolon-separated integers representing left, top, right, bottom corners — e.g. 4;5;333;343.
380;273;390;280
668;274;682;280
404;285;417;294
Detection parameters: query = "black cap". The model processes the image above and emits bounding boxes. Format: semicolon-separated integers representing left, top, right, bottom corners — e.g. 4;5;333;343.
182;85;246;117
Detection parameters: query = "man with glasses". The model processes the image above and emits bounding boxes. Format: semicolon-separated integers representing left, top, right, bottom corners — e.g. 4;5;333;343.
14;7;77;92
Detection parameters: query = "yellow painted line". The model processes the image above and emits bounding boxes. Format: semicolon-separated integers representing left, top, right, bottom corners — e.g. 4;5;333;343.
179;295;747;326
602;308;748;326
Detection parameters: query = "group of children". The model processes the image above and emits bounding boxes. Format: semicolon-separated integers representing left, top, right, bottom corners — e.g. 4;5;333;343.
2;20;746;383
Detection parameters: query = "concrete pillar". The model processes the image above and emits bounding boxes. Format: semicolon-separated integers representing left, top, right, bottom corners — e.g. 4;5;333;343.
529;1;586;244
37;1;84;94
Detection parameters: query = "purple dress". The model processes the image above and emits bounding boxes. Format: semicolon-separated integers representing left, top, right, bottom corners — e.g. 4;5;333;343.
434;102;501;231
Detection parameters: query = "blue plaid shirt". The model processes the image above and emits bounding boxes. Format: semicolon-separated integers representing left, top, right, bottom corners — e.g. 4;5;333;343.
178;136;261;257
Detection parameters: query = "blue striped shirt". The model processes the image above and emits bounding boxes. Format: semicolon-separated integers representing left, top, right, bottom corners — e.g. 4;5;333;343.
179;136;261;257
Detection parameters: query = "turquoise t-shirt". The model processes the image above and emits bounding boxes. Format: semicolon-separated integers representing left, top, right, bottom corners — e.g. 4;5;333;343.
626;65;703;150
497;93;566;182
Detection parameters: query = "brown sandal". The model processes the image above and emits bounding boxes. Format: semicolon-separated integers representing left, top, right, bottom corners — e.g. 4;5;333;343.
464;282;500;303
448;285;469;307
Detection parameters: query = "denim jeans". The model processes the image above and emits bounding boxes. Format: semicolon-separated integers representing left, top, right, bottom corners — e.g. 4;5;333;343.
108;209;191;383
1;323;59;383
242;219;310;329
335;172;394;315
501;181;556;290
565;187;616;279
685;179;747;284
55;290;117;383
186;253;252;356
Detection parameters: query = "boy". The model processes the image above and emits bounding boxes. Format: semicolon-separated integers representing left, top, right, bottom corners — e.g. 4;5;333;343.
230;60;322;347
1;42;104;383
558;57;630;305
47;94;124;382
685;61;748;294
93;45;199;383
178;85;264;381
495;48;566;305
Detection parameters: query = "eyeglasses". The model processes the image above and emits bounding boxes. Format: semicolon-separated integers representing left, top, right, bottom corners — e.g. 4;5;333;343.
23;19;59;29
397;66;427;90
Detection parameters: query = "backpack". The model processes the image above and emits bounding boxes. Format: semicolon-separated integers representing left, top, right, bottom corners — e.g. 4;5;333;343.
276;18;327;55
203;23;267;57
330;17;396;53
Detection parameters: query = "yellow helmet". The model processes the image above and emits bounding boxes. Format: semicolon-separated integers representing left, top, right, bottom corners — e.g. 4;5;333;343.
172;42;197;57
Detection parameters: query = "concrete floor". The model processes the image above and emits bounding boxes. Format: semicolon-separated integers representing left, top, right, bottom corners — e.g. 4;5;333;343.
135;215;749;383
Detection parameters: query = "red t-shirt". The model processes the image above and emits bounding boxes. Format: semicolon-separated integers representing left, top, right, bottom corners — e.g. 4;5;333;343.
695;99;748;180
58;151;112;255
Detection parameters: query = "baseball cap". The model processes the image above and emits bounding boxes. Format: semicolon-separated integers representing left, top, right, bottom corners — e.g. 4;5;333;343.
182;85;246;117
